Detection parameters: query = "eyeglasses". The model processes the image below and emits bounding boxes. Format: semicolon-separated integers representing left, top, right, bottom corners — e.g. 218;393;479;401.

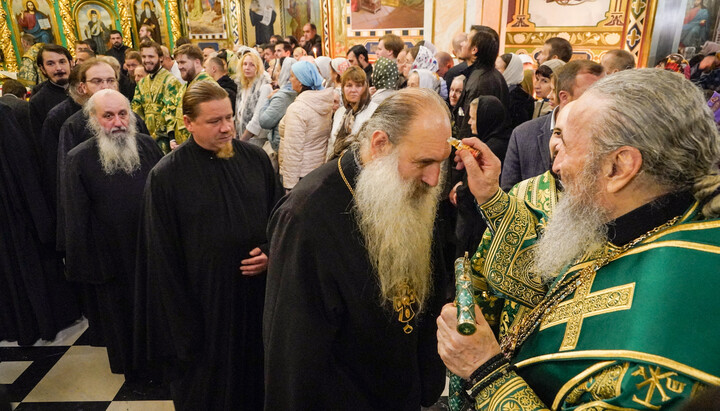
86;78;117;86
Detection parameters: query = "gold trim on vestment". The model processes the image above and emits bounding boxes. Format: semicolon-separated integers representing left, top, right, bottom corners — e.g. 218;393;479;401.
573;400;636;411
636;219;720;244
515;350;720;386
613;240;720;260
551;360;617;409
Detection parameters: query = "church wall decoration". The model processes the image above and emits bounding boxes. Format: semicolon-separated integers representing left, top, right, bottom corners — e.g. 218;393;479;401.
679;0;720;56
74;0;116;54
283;0;321;47
183;0;227;40
132;0;169;46
326;0;429;60
503;0;659;67
240;0;283;48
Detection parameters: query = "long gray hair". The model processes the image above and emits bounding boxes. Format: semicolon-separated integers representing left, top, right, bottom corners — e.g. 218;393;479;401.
584;68;720;217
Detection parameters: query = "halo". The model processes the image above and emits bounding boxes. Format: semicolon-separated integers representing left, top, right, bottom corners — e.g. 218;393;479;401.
140;0;153;11
86;6;102;19
23;0;39;11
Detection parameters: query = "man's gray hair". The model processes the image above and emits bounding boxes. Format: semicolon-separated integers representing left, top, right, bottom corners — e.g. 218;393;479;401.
83;89;133;119
585;68;720;217
355;88;450;149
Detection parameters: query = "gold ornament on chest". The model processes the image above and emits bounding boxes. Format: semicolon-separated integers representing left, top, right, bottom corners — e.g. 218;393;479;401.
393;280;417;334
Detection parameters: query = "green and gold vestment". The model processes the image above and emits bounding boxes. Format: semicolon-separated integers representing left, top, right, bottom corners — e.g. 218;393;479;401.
18;43;45;86
131;67;181;154
173;71;215;146
461;173;720;410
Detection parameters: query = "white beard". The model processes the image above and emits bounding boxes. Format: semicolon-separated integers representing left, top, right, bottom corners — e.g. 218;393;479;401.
534;160;609;282
354;150;444;311
89;115;141;175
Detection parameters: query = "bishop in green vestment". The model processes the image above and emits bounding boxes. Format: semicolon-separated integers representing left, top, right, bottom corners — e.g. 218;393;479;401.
438;69;720;411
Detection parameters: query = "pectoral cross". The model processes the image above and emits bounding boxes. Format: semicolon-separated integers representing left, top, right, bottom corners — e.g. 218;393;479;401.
540;271;635;351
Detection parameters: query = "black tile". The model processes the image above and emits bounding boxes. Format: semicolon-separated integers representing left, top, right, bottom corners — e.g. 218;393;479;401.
71;329;90;346
0;346;68;402
113;378;172;401
14;401;111;410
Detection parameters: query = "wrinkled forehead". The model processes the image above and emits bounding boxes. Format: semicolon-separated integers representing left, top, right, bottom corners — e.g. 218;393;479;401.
564;93;605;141
95;94;130;115
399;108;452;157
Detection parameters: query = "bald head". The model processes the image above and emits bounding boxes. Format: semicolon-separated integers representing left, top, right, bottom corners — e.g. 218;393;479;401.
435;51;453;77
85;89;132;133
601;49;636;75
451;32;468;58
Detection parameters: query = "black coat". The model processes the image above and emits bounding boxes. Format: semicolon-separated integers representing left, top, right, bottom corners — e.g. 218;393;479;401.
453;63;509;139
216;74;238;113
500;112;554;192
105;44;130;69
507;84;535;128
0;95;31;135
29;81;67;156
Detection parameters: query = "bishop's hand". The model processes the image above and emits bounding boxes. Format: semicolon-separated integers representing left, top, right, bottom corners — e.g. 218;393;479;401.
454;138;502;205
437;303;502;379
240;247;268;276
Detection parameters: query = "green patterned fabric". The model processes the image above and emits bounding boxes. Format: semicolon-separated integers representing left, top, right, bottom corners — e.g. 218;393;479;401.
173;71;216;145
18;43;45;86
455;174;720;410
131;67;181;154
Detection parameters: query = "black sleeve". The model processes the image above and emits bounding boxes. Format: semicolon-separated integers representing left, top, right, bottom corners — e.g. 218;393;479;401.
500;129;522;192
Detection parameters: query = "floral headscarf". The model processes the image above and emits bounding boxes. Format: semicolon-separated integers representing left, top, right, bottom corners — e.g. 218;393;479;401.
411;45;438;72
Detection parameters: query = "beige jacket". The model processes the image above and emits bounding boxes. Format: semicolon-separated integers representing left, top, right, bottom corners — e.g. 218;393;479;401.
279;88;335;189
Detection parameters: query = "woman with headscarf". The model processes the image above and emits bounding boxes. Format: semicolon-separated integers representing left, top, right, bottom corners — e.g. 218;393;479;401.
235;51;272;146
452;95;511;257
327;66;378;161
330;58;350;88
410;45;448;98
532;58;565;118
315;56;333;88
278;61;335;191
500;53;534;127
406;68;442;96
371;57;399;105
259;57;298;163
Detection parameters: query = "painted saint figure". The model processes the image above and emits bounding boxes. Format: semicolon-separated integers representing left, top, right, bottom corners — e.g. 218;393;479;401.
84;9;109;54
137;1;162;43
681;0;710;49
17;0;54;44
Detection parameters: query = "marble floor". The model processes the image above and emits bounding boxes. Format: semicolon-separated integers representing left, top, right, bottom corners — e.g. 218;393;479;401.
1;319;450;410
0;319;174;410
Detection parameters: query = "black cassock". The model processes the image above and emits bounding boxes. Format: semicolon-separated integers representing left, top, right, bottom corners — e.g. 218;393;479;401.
0;102;80;345
63;134;162;374
264;149;448;410
29;81;67;156
56;110;149;252
134;138;282;411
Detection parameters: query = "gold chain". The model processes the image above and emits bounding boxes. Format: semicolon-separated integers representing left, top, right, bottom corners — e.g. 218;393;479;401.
338;152;355;198
500;215;682;358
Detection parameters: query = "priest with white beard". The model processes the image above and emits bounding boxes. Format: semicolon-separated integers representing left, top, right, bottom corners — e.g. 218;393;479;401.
63;89;163;376
264;88;451;410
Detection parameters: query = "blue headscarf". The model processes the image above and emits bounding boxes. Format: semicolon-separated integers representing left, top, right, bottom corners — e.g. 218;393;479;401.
291;61;324;90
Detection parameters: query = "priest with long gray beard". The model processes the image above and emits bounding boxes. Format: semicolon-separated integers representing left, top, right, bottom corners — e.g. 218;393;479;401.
63;89;163;376
264;88;450;410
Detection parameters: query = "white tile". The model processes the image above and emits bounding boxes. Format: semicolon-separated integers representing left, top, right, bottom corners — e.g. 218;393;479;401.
10;402;18;410
23;346;125;402
107;401;176;411
0;361;32;384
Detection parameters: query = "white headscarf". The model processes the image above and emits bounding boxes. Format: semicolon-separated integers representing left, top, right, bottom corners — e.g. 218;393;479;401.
502;54;524;86
315;56;332;83
411;46;439;73
410;69;441;94
278;57;297;88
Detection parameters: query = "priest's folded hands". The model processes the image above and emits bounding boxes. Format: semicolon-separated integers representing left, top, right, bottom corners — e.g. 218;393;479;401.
239;247;268;275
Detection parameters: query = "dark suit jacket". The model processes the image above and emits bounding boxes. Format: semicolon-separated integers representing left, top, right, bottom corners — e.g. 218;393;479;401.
0;94;31;136
500;113;553;192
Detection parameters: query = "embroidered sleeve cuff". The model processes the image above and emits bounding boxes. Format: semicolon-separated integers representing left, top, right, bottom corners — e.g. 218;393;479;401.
476;189;510;233
472;367;548;411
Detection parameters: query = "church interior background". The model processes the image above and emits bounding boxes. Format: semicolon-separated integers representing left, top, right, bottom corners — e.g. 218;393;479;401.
1;0;718;409
1;0;717;73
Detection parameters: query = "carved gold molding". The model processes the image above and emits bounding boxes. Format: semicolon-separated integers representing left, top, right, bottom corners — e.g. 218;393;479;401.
59;0;77;56
0;4;18;71
167;0;181;46
117;0;133;43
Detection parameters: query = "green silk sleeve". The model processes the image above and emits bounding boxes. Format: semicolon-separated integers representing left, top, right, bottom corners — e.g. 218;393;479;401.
162;77;181;135
174;84;189;145
471;366;548;410
18;57;38;86
131;83;144;119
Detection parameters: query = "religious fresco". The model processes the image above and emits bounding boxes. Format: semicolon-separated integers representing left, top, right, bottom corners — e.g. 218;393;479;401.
326;0;427;59
184;0;226;39
133;0;164;43
12;0;57;44
284;0;321;41
504;0;658;66
75;1;114;53
350;0;424;31
680;0;720;56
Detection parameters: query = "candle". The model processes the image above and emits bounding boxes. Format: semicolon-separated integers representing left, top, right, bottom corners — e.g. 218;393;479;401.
312;47;317;58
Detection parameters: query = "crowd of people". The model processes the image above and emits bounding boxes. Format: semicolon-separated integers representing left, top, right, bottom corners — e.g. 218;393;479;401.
1;18;720;411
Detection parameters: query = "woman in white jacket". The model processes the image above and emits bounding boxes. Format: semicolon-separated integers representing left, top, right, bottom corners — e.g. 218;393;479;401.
278;61;334;191
327;66;377;160
235;51;272;147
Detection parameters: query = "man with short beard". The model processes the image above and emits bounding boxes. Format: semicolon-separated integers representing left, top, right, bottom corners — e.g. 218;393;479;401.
264;88;451;410
133;81;282;411
63;89;162;376
29;44;73;152
131;40;182;154
105;30;129;68
437;69;720;409
172;44;215;148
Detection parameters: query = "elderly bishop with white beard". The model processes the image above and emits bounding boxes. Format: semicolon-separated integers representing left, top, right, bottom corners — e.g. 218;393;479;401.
63;89;163;376
264;88;451;410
